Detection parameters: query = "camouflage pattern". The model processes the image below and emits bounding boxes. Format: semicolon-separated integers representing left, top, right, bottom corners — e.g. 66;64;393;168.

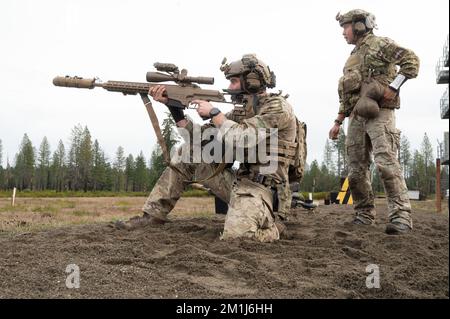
221;179;279;242
224;102;255;123
338;32;420;116
336;9;377;29
274;181;292;221
338;25;419;228
347;109;412;227
143;160;235;221
143;92;297;241
219;93;297;184
289;119;308;183
143;156;280;242
220;54;276;90
225;95;305;221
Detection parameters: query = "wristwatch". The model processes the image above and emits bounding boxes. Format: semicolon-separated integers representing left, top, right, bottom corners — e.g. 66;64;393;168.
209;107;221;119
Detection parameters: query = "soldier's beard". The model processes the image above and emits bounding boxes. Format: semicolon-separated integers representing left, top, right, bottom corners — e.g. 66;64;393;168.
225;90;245;104
231;93;244;104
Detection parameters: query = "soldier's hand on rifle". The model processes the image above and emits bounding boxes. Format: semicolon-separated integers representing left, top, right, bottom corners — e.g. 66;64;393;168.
192;99;213;118
150;84;186;124
149;85;168;104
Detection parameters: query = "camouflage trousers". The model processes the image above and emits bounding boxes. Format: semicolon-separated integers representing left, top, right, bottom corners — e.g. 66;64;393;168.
142;160;279;242
346;108;412;227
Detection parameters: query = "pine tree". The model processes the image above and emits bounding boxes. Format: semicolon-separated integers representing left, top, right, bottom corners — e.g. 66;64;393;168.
147;114;178;191
148;147;165;191
162;115;178;151
79;127;93;192
319;162;339;192
411;150;426;197
125;154;135;192
421;133;436;196
15;134;35;190
92;140;108;191
5;158;13;189
51;140;66;192
67;124;83;190
113;146;126;191
37;137;51;190
323;139;336;175
134;151;147;192
300;160;321;193
399;134;412;179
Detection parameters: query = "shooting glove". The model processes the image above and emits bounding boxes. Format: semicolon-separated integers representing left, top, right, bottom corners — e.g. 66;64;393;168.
166;100;185;122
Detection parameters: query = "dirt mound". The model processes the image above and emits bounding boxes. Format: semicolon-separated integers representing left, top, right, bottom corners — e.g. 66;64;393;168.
0;202;448;298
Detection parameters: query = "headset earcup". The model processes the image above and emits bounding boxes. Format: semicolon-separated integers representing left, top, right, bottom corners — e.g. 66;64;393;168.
245;72;262;93
353;21;366;35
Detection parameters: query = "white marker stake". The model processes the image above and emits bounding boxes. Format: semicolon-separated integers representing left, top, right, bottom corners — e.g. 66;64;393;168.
12;187;17;207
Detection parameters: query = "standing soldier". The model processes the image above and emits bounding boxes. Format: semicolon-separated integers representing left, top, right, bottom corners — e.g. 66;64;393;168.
115;54;301;242
329;9;419;234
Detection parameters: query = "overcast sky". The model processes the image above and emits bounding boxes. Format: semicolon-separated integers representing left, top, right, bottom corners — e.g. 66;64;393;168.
0;0;449;167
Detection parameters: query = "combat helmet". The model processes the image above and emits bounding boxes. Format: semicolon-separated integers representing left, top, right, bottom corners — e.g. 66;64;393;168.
336;9;377;35
220;54;276;93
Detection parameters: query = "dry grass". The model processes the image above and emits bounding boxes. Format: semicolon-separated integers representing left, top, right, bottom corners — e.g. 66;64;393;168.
0;196;216;234
0;195;446;234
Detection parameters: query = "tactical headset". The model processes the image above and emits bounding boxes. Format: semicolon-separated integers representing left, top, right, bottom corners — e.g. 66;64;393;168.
240;55;276;94
351;14;368;36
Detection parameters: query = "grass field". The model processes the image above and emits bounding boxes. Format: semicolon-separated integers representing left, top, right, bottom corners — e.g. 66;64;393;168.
0;195;447;234
0;196;215;234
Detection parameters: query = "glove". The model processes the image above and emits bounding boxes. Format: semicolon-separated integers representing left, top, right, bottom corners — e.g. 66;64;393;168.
166;100;185;122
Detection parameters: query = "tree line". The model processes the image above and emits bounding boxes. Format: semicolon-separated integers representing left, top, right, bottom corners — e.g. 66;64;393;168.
0;116;176;193
0;122;447;197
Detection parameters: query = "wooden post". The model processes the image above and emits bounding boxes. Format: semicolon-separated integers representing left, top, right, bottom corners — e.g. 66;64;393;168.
436;158;441;212
12;187;17;207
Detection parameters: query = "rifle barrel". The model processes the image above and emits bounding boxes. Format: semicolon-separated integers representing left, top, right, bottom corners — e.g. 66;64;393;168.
53;76;96;89
53;75;235;104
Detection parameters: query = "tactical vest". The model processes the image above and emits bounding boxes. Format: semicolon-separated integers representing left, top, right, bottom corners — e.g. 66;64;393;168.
339;34;400;116
261;95;297;171
229;105;253;123
243;94;305;185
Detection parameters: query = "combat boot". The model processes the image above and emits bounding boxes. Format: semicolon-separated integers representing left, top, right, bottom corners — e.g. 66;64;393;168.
352;209;376;225
113;212;166;230
385;221;412;235
275;221;287;235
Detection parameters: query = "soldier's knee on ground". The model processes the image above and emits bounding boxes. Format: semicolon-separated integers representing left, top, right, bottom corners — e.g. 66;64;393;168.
221;187;279;242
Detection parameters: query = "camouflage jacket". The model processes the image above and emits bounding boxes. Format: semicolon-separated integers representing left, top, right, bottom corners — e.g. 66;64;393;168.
219;93;297;185
338;32;420;116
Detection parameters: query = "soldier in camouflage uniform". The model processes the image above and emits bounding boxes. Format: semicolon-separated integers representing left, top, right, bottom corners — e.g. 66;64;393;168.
115;54;298;242
329;9;420;234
